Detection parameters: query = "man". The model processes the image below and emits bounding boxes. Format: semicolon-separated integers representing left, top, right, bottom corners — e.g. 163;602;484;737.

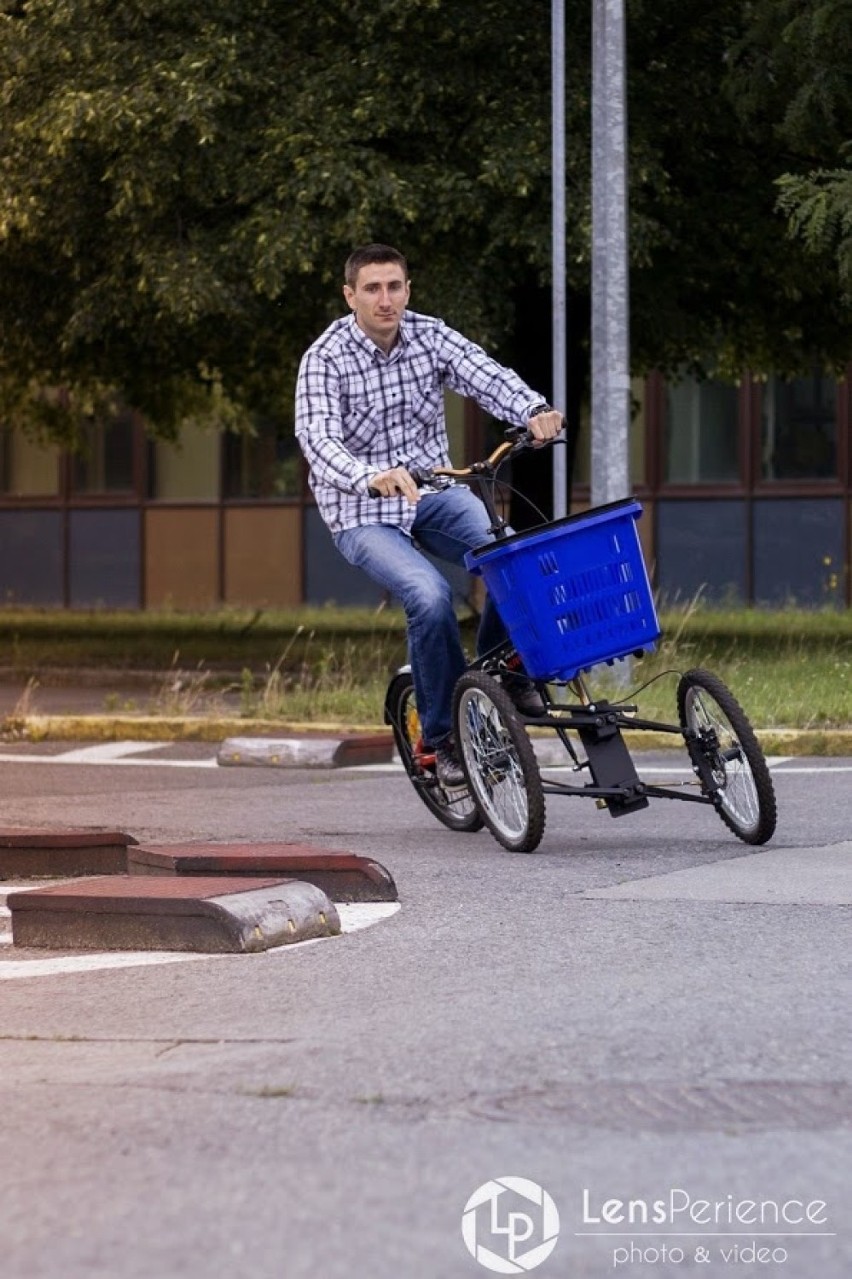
295;244;562;787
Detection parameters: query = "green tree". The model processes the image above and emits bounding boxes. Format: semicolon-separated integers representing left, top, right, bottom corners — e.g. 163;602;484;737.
1;0;850;446
728;0;852;301
0;0;575;439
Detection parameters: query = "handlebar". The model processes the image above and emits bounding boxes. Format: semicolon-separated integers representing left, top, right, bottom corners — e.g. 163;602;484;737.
367;423;565;499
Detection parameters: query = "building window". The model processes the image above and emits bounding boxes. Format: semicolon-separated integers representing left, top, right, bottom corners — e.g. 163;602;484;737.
71;410;136;493
565;380;644;489
0;427;60;496
665;376;739;483
149;424;220;500
223;417;301;499
760;372;837;480
630;378;647;485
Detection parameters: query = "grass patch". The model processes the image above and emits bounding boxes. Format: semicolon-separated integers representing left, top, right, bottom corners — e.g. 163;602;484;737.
580;646;850;730
1;603;849;729
591;605;851;729
0;605;411;672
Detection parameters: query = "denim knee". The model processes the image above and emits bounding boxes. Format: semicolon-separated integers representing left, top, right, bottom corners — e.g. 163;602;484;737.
401;574;454;627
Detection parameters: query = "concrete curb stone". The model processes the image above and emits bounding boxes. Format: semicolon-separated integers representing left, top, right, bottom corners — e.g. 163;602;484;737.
128;843;399;903
216;728;852;768
0;829;137;880
217;733;394;768
4;715;851;759
8;875;341;953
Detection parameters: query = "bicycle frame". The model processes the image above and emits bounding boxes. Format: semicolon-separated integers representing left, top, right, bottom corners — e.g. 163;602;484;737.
468;645;724;817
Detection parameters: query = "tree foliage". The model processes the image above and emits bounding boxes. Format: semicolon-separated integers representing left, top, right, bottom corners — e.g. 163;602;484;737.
728;0;852;303
0;0;850;443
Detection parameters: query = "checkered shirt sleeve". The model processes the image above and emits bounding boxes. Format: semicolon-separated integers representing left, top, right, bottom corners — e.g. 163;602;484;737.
295;311;546;534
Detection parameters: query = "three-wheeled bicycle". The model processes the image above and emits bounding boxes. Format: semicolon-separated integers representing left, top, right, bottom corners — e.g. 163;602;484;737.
384;427;777;853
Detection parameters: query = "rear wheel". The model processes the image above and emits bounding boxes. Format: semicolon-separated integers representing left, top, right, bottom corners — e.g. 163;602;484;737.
677;668;776;845
385;672;483;833
453;671;545;852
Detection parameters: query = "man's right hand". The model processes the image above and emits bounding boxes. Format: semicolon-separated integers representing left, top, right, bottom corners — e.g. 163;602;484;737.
526;408;564;443
368;466;421;504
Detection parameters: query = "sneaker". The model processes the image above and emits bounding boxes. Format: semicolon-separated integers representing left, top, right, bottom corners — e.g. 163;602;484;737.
435;740;466;788
502;676;547;717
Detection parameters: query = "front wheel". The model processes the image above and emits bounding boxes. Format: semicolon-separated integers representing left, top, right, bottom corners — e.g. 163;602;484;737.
384;672;483;833
677;668;777;845
453;672;546;852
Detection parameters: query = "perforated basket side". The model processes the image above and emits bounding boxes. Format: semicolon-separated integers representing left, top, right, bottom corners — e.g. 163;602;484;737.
468;504;660;680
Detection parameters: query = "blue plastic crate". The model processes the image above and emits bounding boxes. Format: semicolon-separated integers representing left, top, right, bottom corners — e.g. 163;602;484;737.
465;498;661;681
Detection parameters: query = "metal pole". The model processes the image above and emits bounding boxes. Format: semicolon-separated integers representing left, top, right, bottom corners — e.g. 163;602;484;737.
552;0;568;519
591;0;630;507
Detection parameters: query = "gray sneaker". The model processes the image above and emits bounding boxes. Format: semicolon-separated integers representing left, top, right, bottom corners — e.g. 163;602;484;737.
435;741;465;788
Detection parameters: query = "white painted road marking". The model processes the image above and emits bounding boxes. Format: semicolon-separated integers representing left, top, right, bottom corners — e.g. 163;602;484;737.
49;741;167;763
0;744;847;775
0;749;219;769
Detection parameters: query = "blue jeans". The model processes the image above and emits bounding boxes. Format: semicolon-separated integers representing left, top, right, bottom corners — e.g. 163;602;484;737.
334;486;508;747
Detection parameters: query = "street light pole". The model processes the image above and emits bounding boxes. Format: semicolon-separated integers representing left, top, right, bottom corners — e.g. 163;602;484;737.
591;0;631;507
552;0;568;519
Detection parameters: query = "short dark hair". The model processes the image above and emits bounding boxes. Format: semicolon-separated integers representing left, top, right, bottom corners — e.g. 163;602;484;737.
344;244;408;288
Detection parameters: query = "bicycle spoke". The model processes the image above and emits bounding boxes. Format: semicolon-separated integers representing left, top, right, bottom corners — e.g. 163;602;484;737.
462;691;529;840
691;689;760;828
387;674;483;833
678;670;776;845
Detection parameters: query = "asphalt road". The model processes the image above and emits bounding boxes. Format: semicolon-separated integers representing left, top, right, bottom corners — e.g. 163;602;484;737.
0;746;849;1279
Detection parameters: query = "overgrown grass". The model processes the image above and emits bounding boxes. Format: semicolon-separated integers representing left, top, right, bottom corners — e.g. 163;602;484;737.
236;627;400;725
0;605;410;672
577;644;850;730
1;604;849;729
597;604;851;729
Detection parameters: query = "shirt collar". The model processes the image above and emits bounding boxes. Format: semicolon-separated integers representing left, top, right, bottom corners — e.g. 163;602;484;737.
346;311;409;360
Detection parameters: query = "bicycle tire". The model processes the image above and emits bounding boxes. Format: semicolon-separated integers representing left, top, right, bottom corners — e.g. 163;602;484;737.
385;672;483;833
453;671;546;853
677;667;777;845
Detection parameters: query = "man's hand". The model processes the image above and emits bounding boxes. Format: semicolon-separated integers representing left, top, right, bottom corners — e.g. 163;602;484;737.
368;466;421;504
526;408;564;443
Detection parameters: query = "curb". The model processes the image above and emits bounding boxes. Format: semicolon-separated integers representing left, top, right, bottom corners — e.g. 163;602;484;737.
217;733;394;769
3;715;850;759
128;843;399;903
527;726;852;760
8;875;341;953
0;829;136;879
7;714;380;744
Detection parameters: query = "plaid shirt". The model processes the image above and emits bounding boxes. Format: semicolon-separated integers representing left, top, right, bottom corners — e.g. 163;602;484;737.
295;310;547;534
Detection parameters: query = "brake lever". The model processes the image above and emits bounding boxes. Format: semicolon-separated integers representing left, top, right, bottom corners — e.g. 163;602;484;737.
509;424;568;455
504;420;567;446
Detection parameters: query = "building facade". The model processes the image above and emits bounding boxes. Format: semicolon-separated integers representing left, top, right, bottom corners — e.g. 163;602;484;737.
1;369;849;611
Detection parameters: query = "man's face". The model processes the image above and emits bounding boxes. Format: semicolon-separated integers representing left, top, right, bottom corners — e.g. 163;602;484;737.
343;262;410;348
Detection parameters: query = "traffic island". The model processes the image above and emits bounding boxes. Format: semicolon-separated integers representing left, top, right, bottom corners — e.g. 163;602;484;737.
7;875;341;953
127;843;398;903
0;829;136;880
